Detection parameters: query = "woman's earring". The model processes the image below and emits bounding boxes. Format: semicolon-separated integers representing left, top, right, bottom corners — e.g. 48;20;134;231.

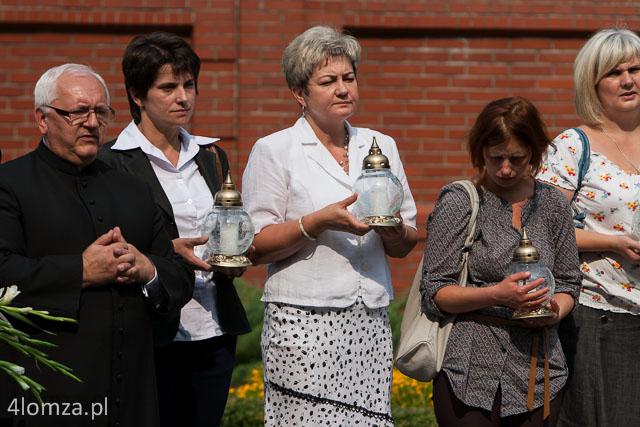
302;105;306;117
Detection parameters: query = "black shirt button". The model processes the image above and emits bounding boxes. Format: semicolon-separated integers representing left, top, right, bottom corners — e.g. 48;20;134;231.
97;215;103;222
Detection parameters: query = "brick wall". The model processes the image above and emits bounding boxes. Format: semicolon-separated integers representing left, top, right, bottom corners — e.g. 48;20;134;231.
1;0;638;289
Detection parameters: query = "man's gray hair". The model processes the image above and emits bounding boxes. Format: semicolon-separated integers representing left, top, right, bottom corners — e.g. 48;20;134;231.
34;63;110;110
282;25;361;91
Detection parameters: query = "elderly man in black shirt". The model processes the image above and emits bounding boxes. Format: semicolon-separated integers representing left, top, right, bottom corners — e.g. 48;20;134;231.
0;63;194;426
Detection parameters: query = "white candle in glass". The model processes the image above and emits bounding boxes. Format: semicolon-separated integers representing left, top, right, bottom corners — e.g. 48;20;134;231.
370;185;389;215
219;221;239;254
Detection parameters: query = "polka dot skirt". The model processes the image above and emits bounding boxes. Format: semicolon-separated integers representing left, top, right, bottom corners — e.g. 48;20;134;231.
262;297;394;426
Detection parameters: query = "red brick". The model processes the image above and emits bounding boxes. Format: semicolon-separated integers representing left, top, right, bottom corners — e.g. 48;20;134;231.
512;39;553;49
406;104;446;113
496;79;536;89
424;90;467;101
469;91;511;101
451;52;493;62
426;116;466;126
408;77;449;87
538;79;574;89
382;116;424;126
469;39;509;49
406;129;446;139
469;65;509;75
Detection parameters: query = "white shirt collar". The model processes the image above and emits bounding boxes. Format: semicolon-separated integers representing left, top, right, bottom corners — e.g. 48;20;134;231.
112;121;219;169
295;116;361;148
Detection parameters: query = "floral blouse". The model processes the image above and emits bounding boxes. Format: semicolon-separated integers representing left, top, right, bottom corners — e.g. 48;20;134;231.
538;128;640;314
420;181;581;417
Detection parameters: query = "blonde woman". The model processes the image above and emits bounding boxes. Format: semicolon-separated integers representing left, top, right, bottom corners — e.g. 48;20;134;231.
538;29;640;427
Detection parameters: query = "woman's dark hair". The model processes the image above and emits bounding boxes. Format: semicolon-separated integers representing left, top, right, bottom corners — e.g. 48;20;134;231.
468;96;550;177
122;31;200;124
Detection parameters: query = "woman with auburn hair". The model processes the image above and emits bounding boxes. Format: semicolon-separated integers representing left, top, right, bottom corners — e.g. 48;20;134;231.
538;28;640;427
421;97;580;427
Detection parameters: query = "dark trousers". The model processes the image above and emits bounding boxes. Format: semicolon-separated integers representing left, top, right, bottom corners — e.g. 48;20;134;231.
155;335;237;427
558;305;640;427
433;372;563;427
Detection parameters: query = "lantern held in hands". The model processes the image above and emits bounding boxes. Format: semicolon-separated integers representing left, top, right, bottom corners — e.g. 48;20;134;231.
352;138;404;226
507;228;555;319
200;172;254;267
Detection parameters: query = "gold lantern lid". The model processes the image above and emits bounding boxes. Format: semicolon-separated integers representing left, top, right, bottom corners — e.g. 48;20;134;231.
214;172;243;207
511;228;540;262
362;137;390;170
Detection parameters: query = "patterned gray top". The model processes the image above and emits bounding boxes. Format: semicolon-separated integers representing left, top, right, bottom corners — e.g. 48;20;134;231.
420;180;581;417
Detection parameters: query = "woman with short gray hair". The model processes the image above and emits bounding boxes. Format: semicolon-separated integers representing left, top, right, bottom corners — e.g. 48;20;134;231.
243;25;418;425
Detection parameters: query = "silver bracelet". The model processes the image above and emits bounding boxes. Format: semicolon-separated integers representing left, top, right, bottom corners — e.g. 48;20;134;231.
298;216;316;241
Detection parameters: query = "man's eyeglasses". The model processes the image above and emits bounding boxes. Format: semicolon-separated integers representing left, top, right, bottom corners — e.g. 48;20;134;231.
41;105;115;126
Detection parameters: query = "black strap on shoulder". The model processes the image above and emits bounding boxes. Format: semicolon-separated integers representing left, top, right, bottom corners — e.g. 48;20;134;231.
571;127;591;202
201;144;224;186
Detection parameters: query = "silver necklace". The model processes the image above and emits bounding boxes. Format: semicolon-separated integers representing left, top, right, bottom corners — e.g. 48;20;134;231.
338;126;349;173
601;128;640;174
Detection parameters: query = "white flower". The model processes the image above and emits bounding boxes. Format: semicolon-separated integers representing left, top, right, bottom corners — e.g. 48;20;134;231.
8;364;25;375
0;285;20;306
0;361;25;375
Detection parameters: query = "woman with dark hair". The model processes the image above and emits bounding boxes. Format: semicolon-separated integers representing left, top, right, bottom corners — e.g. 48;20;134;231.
537;29;640;427
420;97;581;427
99;31;250;427
242;25;418;425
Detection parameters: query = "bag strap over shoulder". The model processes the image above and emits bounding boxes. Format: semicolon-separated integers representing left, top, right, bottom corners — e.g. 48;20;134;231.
451;180;480;254
202;143;225;187
569;128;590;229
571;127;591;202
395;179;481;381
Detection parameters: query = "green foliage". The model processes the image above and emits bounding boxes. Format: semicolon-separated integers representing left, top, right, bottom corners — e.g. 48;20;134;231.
389;291;409;351
220;396;264;426
392;406;439;426
231;279;264;366
0;285;81;404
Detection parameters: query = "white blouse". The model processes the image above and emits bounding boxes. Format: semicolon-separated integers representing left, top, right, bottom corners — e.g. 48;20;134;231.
242;116;417;309
112;121;225;340
538;128;640;314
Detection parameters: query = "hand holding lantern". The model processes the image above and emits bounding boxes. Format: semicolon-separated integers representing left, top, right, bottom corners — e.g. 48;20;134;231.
507;228;555;319
200;172;254;267
352;138;404;226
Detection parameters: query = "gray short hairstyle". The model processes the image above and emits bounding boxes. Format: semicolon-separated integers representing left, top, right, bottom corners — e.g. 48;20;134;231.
34;63;110;110
574;29;640;126
282;25;361;91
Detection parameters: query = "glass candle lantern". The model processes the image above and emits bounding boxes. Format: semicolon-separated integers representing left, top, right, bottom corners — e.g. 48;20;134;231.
352;138;404;226
200;172;254;267
507;228;555;319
